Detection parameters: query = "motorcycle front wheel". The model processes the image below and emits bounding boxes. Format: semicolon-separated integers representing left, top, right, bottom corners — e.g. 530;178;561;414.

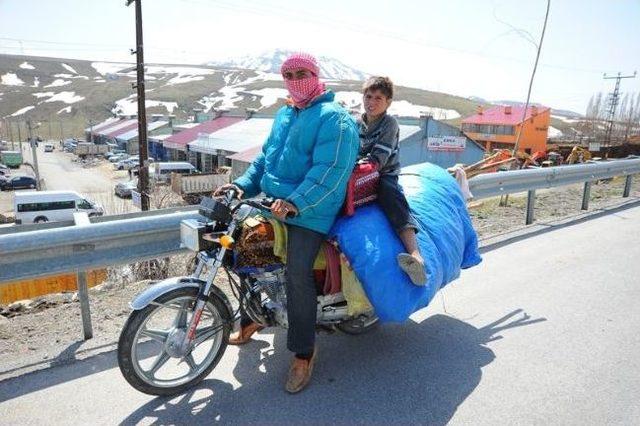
117;287;231;396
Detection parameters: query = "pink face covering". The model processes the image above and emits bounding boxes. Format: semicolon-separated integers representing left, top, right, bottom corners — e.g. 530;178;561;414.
285;75;325;108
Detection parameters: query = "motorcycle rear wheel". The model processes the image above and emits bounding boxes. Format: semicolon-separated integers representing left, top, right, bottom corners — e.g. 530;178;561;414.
117;287;231;396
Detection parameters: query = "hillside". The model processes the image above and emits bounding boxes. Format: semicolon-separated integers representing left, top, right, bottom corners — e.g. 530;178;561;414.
0;53;574;140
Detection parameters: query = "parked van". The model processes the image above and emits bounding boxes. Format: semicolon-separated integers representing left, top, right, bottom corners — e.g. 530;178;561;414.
14;190;104;224
151;162;197;183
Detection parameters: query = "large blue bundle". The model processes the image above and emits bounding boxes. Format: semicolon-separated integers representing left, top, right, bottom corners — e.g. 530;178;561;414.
330;162;482;322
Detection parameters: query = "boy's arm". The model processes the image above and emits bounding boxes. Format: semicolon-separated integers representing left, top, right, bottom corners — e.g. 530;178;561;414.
366;116;399;168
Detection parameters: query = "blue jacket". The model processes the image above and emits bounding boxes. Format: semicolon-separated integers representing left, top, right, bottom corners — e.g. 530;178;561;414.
234;91;359;234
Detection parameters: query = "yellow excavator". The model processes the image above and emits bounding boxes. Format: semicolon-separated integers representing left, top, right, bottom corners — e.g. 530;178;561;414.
566;146;592;164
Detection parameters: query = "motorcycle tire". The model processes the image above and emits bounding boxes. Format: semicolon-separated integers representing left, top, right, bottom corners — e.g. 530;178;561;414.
117;287;232;396
336;314;380;335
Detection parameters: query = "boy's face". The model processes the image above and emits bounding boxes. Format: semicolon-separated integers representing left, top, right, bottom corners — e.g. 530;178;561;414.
363;89;392;118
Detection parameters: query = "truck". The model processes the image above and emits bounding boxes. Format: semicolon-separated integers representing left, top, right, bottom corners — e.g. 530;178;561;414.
170;167;231;203
75;142;109;158
0;150;23;168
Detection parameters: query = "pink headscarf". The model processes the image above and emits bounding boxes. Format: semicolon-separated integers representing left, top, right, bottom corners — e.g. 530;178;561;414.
280;52;325;108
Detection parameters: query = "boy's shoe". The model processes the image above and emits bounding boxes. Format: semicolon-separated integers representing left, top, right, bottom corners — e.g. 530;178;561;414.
228;322;264;345
397;253;427;286
285;350;317;394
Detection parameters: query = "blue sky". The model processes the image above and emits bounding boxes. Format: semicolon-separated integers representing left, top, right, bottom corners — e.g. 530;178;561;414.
1;0;638;113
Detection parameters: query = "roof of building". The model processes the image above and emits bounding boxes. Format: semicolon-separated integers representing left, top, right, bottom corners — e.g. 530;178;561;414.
97;119;138;137
462;105;550;125
399;125;423;141
227;145;263;163
149;133;173;142
163;116;245;150
188;118;274;155
103;121;139;138
85;117;121;133
114;121;169;141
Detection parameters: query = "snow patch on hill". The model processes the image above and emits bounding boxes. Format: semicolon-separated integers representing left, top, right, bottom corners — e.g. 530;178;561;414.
10;105;35;116
92;62;132;75
61;63;78;74
44;91;84;104
44;79;72;88
1;72;25;86
112;96;179;116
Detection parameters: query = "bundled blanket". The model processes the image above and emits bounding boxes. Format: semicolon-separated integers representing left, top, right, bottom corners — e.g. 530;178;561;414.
330;162;482;322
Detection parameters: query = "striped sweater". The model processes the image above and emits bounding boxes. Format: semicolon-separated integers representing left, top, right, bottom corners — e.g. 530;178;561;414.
357;113;400;176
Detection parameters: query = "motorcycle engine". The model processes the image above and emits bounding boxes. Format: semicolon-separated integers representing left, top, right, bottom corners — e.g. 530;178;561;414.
250;267;288;327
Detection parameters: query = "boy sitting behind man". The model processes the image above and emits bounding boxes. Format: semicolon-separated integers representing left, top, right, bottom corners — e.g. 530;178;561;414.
357;76;426;286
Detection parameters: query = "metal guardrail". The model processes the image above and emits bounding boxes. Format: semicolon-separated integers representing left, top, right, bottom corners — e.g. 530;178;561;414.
468;157;640;199
2;157;639;283
0;157;638;339
0;208;200;283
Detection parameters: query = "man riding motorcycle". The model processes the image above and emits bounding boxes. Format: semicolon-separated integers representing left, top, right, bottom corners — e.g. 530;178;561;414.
215;52;359;393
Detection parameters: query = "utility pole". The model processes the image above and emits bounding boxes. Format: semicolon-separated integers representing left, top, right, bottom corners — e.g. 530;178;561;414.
26;119;42;190
127;0;150;211
88;119;95;143
7;120;14;148
48;115;53;140
603;72;636;151
59;121;64;140
16;121;22;146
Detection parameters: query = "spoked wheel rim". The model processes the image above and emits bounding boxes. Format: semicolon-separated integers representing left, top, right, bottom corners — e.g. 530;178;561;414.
130;295;225;389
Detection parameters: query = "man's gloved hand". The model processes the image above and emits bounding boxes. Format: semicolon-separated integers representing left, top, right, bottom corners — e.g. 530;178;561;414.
271;199;298;220
213;183;244;199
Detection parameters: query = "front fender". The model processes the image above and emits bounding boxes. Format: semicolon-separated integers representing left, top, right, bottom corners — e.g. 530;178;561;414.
130;276;202;310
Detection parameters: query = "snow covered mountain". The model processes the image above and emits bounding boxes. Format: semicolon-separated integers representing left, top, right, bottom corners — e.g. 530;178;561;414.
206;49;369;81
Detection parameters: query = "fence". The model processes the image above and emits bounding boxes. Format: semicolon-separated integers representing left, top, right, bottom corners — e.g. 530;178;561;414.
1;156;640;338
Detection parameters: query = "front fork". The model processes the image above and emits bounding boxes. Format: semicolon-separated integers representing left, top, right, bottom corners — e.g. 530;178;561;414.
179;223;237;354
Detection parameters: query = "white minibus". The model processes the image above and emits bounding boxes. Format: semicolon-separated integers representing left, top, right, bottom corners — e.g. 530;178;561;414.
14;190;104;224
151;162;197;183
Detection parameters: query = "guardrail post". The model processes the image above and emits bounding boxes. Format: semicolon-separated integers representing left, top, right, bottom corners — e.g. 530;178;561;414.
73;212;93;340
582;181;592;210
76;270;93;340
623;175;632;198
526;190;536;225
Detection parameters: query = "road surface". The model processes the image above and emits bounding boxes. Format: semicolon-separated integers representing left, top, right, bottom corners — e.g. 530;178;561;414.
1;203;639;424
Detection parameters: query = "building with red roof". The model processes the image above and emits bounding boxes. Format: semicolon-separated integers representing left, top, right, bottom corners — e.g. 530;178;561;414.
461;105;550;154
162;116;244;162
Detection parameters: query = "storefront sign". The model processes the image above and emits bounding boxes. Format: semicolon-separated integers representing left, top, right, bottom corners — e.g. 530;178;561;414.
427;136;466;151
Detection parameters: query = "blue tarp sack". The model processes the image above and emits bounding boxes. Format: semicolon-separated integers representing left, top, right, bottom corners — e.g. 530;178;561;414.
330;162;482;322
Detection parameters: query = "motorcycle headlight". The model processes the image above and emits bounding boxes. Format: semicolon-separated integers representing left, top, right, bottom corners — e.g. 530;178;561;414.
180;219;206;252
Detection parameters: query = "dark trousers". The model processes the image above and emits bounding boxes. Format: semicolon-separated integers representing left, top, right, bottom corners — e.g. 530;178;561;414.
240;223;324;355
378;174;418;233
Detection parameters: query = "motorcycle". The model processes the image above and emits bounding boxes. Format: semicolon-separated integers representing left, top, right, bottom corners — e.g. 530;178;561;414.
117;190;379;396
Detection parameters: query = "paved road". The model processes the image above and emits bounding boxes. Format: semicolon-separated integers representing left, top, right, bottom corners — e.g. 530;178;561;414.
1;204;640;425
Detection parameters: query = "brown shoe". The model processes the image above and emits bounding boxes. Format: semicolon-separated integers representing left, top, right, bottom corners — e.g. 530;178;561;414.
285;350;317;394
228;322;264;345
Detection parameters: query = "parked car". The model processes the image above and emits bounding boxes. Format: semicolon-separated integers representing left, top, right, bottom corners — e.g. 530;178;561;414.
105;149;127;160
44;143;55;152
114;179;138;198
109;153;129;163
14;190;104;224
0;168;10;177
115;156;154;170
0;175;37;191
